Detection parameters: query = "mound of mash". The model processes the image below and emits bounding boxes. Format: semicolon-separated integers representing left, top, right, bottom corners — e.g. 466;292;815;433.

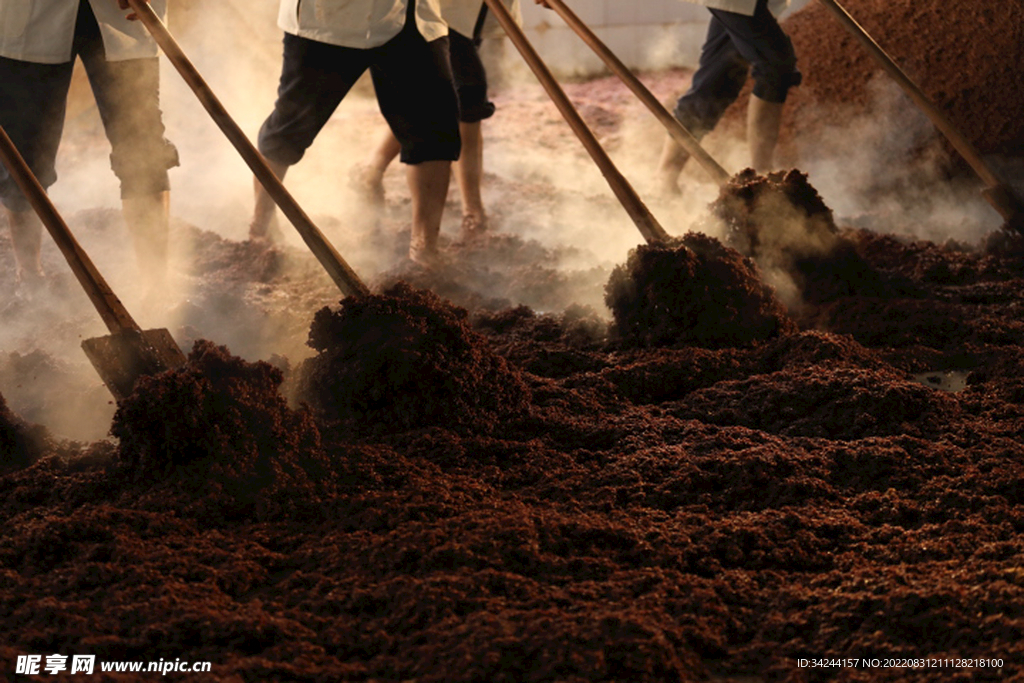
296;283;531;432
605;231;796;348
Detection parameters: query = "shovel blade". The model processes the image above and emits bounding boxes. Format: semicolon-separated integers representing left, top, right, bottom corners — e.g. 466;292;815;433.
81;328;187;401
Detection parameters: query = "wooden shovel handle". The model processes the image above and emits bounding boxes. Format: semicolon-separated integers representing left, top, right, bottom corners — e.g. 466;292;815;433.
124;0;369;296
0;124;139;334
482;0;670;244
817;0;1024;224
543;0;731;187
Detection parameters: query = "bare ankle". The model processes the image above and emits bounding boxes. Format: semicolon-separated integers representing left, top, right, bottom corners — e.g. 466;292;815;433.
460;213;487;241
249;214;282;243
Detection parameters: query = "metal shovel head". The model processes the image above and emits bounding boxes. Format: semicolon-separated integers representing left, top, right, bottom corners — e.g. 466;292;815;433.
81;327;187;401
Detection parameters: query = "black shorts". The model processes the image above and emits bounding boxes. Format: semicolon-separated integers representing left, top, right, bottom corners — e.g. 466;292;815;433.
258;20;460;166
449;30;494;123
0;1;177;211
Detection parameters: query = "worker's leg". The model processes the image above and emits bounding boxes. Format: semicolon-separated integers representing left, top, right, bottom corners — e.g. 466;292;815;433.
351;129;400;208
658;16;748;194
407;160;452;265
120;191;170;283
448;30;495;239
0;52;73;290
372;19;460;264
707;0;800;172
747;94;784;171
354;25;493;223
250;159;288;242
5;209;45;286
454;121;485;238
254;33;370;239
78;1;178;285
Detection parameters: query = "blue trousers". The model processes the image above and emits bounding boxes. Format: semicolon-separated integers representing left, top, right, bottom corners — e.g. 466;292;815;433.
673;0;800;140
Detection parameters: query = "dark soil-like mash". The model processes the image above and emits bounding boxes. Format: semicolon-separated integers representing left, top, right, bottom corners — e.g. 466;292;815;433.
2;1;1024;680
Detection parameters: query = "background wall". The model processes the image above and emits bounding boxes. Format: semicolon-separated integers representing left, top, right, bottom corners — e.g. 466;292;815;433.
511;0;813;77
516;0;709;77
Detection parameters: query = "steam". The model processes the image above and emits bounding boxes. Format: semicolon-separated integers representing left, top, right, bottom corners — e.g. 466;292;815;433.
793;75;1002;243
2;4;1010;442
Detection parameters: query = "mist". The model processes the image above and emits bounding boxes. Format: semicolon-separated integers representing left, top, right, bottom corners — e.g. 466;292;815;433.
2;1;1010;443
792;75;1002;244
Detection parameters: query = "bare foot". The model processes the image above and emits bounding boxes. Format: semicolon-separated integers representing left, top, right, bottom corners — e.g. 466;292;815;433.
408;240;441;268
653;172;683;199
14;267;47;299
459;213;487;242
249;214;284;244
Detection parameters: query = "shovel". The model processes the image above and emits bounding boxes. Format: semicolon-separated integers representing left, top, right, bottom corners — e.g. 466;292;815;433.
482;0;670;245
0;125;186;401
540;0;732;188
124;0;369;296
817;0;1024;231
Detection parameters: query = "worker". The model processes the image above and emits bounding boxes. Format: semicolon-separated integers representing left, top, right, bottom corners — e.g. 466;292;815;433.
251;0;461;267
352;0;521;242
0;0;178;296
656;0;800;195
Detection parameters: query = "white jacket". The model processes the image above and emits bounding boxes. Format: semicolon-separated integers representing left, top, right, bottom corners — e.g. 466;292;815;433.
680;0;789;18
278;0;448;49
0;0;165;64
439;0;521;40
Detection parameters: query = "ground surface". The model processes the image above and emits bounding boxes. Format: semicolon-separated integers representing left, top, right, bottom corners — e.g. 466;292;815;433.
2;14;1024;681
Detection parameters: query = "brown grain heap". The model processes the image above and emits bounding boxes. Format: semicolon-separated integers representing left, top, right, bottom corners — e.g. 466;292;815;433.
111;340;332;520
7;65;1024;683
781;0;1024;161
713;168;837;265
712;169;894;304
296;282;531;432
0;392;39;473
605;231;796;348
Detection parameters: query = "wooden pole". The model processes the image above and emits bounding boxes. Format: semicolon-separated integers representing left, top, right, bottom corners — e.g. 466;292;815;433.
543;0;732;188
482;0;671;244
125;0;371;295
0;125;138;334
817;0;1024;228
